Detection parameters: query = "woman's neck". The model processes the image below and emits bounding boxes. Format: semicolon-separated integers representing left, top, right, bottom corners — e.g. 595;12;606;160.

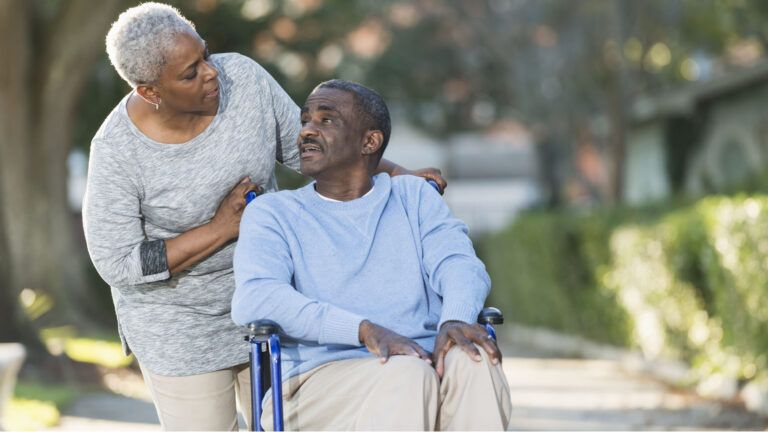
126;93;217;144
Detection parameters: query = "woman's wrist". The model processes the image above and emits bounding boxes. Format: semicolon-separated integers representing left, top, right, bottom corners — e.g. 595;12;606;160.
391;165;411;176
375;158;409;176
205;219;235;245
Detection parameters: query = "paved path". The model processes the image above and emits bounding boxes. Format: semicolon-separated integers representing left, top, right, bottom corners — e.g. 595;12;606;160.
51;393;158;431
503;356;764;430
45;341;766;431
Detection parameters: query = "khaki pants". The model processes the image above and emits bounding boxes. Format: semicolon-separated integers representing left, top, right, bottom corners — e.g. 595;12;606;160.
261;345;512;430
140;362;252;431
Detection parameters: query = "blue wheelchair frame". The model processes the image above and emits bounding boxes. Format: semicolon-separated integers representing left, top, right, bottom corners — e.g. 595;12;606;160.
242;180;501;431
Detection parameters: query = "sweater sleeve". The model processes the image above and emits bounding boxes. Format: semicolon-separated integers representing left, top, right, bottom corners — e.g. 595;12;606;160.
415;180;491;329
232;202;365;347
261;63;300;171
82;139;171;288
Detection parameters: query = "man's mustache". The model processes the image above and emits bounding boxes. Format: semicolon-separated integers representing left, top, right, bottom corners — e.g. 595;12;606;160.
301;137;320;145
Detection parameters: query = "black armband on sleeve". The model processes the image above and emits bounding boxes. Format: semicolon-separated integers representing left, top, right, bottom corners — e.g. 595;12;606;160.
140;240;169;276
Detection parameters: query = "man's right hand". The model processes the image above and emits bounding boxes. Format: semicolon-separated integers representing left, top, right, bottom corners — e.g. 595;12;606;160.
359;320;432;364
210;177;261;241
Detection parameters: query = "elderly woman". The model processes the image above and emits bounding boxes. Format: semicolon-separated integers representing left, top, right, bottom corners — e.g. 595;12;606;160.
82;3;446;430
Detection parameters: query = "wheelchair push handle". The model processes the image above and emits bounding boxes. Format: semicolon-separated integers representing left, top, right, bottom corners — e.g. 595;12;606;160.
245;319;284;343
426;179;442;194
478;307;503;343
245;190;260;204
478;307;504;325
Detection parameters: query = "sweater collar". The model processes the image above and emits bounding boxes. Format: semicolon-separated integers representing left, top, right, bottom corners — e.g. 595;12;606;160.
301;173;391;210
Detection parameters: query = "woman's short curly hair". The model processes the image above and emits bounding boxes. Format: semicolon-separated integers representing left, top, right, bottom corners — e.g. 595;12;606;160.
106;2;198;87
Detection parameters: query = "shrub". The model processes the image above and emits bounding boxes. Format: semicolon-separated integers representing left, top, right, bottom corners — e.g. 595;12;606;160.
482;195;768;383
483;210;632;346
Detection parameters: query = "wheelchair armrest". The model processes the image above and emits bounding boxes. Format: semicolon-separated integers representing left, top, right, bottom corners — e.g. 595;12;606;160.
477;307;503;325
245;319;284;343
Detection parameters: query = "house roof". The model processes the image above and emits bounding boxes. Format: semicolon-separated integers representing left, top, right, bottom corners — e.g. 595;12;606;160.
630;61;768;124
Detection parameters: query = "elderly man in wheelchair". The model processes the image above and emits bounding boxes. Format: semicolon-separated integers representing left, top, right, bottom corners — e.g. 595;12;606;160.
232;79;512;430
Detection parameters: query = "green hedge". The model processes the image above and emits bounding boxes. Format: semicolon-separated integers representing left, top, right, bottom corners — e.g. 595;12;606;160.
482;196;768;382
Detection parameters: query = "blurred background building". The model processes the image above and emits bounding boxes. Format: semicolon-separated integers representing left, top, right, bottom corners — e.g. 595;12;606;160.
625;60;768;204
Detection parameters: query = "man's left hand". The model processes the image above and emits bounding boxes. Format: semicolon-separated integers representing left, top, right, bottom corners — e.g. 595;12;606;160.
432;321;501;378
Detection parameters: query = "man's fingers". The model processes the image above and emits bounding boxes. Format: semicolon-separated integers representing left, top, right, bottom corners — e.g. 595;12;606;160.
480;338;501;364
388;343;413;356
388;343;431;363
467;326;501;365
434;350;446;378
412;344;432;363
451;331;482;361
433;339;454;378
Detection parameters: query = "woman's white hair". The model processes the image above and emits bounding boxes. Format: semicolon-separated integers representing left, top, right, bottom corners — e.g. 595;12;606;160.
106;2;198;87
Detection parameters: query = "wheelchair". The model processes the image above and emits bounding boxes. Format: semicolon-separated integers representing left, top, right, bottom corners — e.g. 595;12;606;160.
244;307;503;431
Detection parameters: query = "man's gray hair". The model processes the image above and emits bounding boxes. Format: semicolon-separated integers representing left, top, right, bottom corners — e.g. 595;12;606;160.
106;2;198;87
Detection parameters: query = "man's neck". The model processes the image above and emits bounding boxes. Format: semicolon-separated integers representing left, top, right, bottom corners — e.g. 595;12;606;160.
314;171;374;202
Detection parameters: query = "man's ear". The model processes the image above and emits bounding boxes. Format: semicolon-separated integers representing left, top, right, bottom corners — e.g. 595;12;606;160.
135;85;161;106
361;130;384;156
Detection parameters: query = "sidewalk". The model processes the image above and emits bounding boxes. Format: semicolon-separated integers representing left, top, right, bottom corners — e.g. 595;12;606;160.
502;326;766;430
52;394;160;431
45;335;767;431
502;353;764;430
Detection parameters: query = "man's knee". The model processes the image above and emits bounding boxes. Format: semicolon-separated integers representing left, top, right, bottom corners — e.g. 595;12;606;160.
375;356;440;405
439;345;512;430
444;343;494;372
381;355;440;387
348;357;440;430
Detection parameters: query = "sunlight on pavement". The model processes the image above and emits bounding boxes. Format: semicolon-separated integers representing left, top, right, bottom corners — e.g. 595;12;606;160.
503;357;765;431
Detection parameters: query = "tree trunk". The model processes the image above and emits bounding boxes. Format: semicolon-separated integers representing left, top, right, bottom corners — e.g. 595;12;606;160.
0;0;124;335
0;184;30;343
606;0;631;204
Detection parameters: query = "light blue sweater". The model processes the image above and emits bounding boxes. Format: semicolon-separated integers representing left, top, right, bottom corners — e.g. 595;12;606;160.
232;173;491;381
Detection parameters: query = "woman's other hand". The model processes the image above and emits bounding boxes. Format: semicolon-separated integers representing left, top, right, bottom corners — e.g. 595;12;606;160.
376;159;448;194
411;167;447;194
210;177;261;241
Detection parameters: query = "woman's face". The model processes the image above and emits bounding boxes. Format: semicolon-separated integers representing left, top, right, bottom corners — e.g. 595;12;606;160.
153;31;220;115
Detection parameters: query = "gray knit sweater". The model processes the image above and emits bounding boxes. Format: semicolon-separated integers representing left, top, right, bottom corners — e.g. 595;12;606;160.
82;53;300;376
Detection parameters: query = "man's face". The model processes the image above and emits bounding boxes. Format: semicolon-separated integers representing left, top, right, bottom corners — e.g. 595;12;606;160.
298;88;365;178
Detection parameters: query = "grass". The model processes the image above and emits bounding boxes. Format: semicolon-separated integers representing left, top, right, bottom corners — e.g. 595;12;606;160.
6;382;78;431
63;338;133;369
40;326;134;369
5;398;60;431
3;330;135;430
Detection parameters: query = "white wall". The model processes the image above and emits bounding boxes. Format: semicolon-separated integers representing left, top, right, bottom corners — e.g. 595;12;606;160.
685;87;768;194
444;179;539;235
623;122;670;205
